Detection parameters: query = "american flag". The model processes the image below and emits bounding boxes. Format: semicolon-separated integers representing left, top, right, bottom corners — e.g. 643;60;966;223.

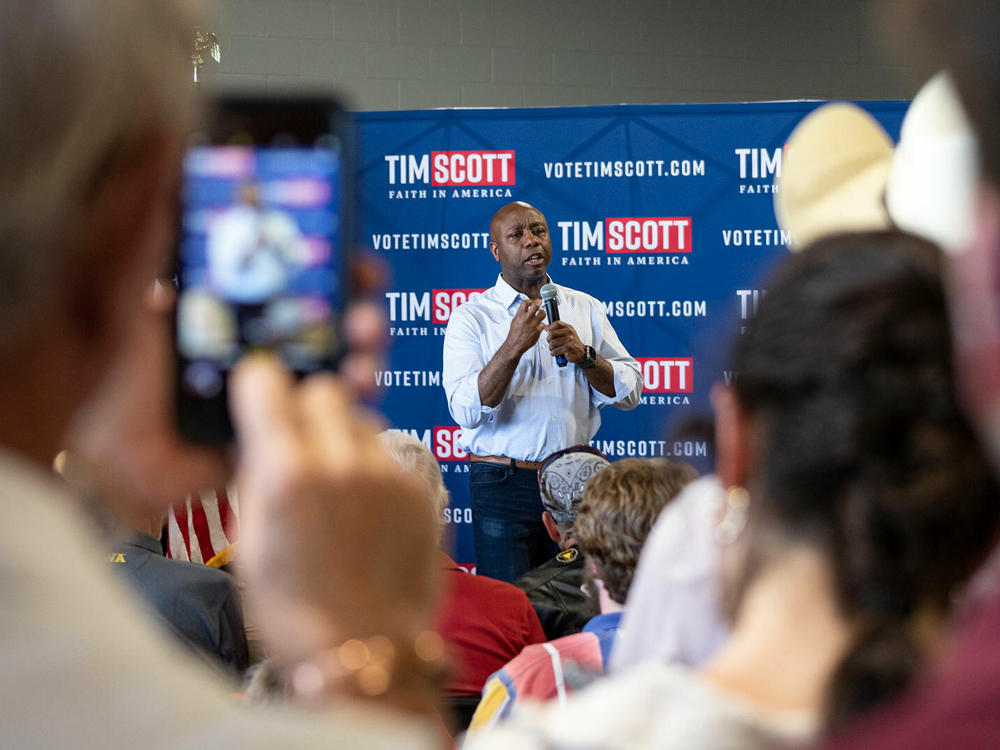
167;485;240;566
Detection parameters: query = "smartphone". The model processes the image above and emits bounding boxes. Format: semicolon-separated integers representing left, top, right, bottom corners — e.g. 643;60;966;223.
174;95;353;444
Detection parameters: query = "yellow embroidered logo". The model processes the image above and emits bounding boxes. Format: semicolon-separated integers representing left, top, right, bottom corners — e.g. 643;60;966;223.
106;552;127;564
556;548;578;563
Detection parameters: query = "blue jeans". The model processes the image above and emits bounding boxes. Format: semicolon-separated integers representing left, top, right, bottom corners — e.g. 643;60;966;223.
469;462;558;583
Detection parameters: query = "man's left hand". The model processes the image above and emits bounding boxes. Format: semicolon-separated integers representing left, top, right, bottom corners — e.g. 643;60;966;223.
546;321;587;364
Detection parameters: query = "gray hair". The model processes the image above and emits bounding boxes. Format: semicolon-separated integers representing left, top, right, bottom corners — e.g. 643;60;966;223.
0;1;199;340
378;431;450;539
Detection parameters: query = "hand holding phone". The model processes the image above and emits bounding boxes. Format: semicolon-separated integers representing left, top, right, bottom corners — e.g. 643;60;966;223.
228;356;441;680
175;95;353;444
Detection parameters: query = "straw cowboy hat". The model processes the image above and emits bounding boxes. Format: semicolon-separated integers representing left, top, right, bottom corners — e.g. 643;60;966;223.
775;102;894;251
775;72;979;253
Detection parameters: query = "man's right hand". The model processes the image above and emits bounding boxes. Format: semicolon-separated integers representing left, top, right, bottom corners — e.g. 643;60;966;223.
477;299;546;408
502;299;546;357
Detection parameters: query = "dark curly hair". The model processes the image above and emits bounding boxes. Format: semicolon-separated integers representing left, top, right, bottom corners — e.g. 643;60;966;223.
575;458;698;604
730;231;1000;731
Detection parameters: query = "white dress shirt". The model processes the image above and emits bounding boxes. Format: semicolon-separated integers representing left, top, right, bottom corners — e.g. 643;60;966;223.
207;204;306;304
0;449;436;749
442;275;642;463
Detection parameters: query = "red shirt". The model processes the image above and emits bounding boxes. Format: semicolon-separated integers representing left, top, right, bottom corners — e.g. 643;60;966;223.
825;589;1000;749
434;555;546;697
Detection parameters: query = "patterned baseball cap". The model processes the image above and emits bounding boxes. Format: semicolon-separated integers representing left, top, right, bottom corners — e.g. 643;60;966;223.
538;445;610;524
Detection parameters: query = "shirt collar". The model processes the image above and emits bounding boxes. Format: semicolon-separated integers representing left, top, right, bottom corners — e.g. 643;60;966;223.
492;273;556;311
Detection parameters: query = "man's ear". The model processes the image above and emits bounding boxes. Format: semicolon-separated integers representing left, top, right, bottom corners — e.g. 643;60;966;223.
711;382;752;489
488;241;500;263
60;130;180;356
541;511;562;544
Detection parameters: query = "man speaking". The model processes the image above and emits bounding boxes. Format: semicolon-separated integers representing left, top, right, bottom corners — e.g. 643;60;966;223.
443;201;642;582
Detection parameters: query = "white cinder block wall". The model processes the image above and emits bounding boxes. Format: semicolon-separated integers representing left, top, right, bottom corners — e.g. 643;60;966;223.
201;0;920;110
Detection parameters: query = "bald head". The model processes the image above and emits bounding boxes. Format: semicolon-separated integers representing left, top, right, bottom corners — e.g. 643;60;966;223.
487;201;552;293
490;201;542;243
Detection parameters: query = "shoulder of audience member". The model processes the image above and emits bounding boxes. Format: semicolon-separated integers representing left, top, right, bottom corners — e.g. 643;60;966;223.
143;555;240;601
455;571;542;625
515;551;578;589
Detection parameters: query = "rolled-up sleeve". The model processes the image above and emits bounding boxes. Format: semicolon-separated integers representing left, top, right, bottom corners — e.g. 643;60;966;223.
442;307;500;429
589;304;642;411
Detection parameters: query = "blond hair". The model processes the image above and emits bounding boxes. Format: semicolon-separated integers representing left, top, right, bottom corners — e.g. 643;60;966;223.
576;458;698;604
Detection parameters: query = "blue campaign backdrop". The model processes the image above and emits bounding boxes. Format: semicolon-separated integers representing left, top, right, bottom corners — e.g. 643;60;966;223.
357;101;908;567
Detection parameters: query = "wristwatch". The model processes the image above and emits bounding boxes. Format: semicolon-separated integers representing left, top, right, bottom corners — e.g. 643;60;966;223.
578;345;598;369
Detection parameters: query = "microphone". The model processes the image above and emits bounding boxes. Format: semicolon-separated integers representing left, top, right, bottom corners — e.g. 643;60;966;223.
540;283;567;367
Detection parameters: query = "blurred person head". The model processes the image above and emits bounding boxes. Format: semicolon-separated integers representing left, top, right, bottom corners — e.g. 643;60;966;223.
775;103;895;251
237;182;261;209
712;231;1000;730
575;458;698;607
908;2;1000;191
537;445;610;548
378;431;450;542
776;75;979;257
885;72;980;254
0;1;197;468
904;2;1000;479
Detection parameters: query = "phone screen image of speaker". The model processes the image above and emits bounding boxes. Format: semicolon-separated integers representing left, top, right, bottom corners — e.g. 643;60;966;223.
178;145;341;398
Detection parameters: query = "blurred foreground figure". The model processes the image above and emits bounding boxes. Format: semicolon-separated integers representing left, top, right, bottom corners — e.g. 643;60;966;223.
0;2;442;746
463;232;1000;750
822;3;1000;749
609;474;730;673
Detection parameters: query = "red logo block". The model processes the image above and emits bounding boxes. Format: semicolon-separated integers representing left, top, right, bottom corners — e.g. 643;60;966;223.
432;288;486;324
638;358;693;393
434;426;468;461
430;150;516;186
605;217;692;253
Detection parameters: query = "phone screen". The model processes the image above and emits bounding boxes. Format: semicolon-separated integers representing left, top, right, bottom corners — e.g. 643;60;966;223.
175;98;350;443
